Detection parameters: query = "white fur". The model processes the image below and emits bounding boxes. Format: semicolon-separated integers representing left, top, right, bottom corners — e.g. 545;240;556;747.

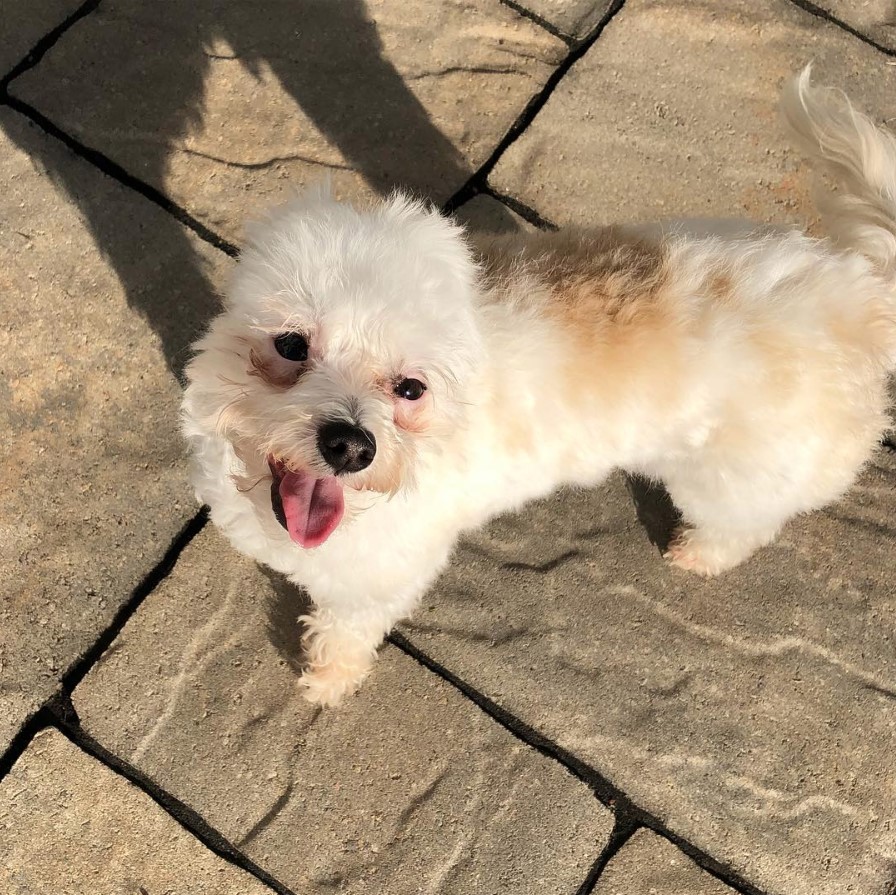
183;71;896;705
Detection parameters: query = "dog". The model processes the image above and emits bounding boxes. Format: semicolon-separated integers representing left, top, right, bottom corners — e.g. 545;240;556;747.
182;68;896;706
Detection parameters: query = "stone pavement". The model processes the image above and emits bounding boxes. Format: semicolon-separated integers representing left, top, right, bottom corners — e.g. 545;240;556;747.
0;1;894;893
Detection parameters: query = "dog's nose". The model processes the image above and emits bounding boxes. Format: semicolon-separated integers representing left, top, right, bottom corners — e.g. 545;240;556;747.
317;421;376;474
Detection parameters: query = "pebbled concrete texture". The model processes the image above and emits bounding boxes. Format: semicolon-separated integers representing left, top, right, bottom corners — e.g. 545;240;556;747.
593;829;739;895
511;0;615;39
815;0;896;51
0;0;83;74
3;1;896;893
402;457;896;895
10;0;565;244
0;728;273;895
72;526;613;893
0;109;225;755
491;0;896;227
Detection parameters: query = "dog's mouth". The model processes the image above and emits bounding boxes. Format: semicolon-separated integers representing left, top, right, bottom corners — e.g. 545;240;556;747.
268;457;344;549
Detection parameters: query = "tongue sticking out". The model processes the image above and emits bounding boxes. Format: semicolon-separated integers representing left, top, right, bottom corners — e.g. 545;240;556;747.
276;467;344;548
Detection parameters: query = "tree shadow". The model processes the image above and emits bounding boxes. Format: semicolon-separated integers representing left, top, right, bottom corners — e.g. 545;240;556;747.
2;0;518;380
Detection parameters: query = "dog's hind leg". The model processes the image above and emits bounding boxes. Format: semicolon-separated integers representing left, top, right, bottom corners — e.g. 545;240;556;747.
659;453;854;577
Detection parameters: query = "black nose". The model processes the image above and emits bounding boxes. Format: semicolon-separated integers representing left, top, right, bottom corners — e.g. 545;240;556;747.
317;421;376;474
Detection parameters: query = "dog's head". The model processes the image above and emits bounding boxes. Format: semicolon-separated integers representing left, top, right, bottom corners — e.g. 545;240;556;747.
184;189;482;548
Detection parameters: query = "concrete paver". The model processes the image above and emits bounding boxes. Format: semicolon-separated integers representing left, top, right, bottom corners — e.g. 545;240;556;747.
0;728;273;894
11;0;565;244
0;110;226;755
72;526;612;893
512;0;614;39
402;457;896;895
454;193;532;234
816;1;896;51
0;1;83;74
3;1;896;893
593;830;738;895
491;0;896;227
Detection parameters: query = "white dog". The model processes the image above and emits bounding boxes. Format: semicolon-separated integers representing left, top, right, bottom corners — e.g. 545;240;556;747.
182;69;896;705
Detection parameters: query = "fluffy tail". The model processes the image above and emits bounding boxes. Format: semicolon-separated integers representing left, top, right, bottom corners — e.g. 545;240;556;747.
781;65;896;277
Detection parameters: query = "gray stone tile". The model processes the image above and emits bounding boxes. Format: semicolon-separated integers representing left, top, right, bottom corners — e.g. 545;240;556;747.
0;728;273;894
513;0;614;39
594;829;738;895
0;109;226;754
11;0;565;244
815;1;896;51
492;0;896;228
73;526;612;893
401;454;896;895
0;0;83;75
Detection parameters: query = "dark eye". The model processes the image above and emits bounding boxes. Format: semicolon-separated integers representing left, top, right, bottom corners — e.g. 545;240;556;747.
394;378;427;401
273;332;309;362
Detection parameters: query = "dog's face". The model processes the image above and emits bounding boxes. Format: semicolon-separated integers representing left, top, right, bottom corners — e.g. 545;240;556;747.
184;190;482;548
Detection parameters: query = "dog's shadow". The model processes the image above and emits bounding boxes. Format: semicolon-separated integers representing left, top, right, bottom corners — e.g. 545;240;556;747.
261;567;314;674
260;476;680;670
624;473;681;553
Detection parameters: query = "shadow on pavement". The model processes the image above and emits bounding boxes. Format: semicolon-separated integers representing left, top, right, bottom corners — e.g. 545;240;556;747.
2;0;516;380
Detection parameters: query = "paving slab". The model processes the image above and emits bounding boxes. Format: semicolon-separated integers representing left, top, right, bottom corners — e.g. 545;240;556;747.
0;0;84;75
815;1;896;51
491;0;896;227
73;525;612;893
593;829;738;895
0;109;225;755
0;728;272;894
11;0;565;244
454;193;533;234
401;452;896;895
511;0;614;39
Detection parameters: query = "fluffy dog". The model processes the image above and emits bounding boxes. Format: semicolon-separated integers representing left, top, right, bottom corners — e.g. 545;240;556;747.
183;69;896;705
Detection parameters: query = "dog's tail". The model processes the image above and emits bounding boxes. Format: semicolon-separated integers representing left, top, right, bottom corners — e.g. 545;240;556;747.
781;65;896;278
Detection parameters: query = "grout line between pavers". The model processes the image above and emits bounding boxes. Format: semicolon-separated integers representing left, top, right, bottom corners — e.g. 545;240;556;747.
388;629;767;895
499;0;575;46
442;0;627;216
0;508;208;781
786;0;896;57
479;184;559;230
3;95;239;258
48;697;298;895
573;814;640;895
0;0;100;92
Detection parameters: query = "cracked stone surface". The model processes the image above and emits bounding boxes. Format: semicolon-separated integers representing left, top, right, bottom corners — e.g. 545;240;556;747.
72;526;612;893
0;111;226;755
815;1;896;51
512;0;614;39
0;728;272;894
492;0;896;227
11;0;565;244
402;454;896;895
0;0;83;74
593;830;738;895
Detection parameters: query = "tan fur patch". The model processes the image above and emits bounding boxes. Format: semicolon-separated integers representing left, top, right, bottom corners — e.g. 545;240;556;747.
488;228;681;408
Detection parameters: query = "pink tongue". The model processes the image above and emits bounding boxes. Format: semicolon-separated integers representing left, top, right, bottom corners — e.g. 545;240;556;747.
278;470;344;548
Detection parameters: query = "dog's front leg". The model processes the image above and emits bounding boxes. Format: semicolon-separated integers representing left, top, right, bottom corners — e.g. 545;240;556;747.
297;606;391;706
296;564;441;706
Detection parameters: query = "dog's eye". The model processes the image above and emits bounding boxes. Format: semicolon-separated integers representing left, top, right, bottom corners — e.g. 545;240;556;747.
394;378;426;401
273;332;309;362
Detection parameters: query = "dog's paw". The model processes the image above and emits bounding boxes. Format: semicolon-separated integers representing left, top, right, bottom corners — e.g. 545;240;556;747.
664;527;727;577
299;659;370;707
